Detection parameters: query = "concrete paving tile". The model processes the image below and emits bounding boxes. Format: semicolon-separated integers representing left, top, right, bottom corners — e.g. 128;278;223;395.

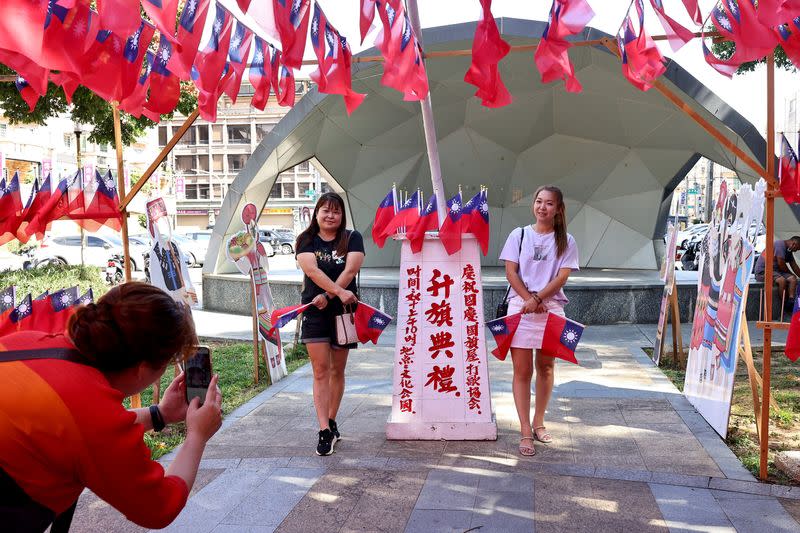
533;474;668;533
716;496;800;533
414;468;481;511
775;486;800;499
212;526;276;533
708;477;773;495
340;470;427;533
593;467;653;483
471;490;536;533
709;489;773;500
72;490;147;533
649;472;710;488
385;457;436;471
649;484;735;533
476;471;535;493
237;458;292;470
404;509;473;533
332;457;390;470
779;498;800;522
286;456;336;469
621;409;684;425
222;467;325;528
198;458;241;469
378;440;446;459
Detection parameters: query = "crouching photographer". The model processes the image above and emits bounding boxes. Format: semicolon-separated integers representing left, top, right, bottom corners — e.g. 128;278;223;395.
0;283;222;531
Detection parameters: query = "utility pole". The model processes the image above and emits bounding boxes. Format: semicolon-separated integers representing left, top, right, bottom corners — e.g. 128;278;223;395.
704;160;714;223
74;126;85;268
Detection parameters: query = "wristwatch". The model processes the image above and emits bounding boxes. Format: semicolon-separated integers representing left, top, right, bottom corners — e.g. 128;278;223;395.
149;405;166;432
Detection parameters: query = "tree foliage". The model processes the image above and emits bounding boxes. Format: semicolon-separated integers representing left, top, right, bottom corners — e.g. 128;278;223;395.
711;39;796;74
0;64;197;147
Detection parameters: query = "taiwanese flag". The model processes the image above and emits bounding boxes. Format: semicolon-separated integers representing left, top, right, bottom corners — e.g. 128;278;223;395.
223;21;254;103
141;0;180;46
617;2;666;92
464;0;512;108
360;0;376;44
487;312;522;361
16;174;51;243
169;0;212;79
267;303;312;335
710;0;775;65
15;77;39;112
547;0;595;39
28;286;78;335
779;133;799;204
49;71;80;104
682;0;703;25
0;286;15;313
0;294;32;337
540;312;585;364
0;50;48;97
22;176;71;241
119;51;154;118
1;178;37;245
463;189;490;256
372;186;397;248
0;172;24;216
649;0;695;52
97;0;141;38
193;2;234;95
776;19;800;70
121;20;156;100
40;0;94;77
785;285;800;361
376;2;429;101
273;0;311;70
197;63;232;122
382;189;420;237
79;29;129;102
82;171;122;232
310;3;366;115
276;64;296;107
702;39;739;78
439;191;464;256
407;193;438;253
0;0;48;64
249;37;272;110
354;303;393;344
145;36;181;116
534;0;589;93
758;0;800;27
77;287;94;306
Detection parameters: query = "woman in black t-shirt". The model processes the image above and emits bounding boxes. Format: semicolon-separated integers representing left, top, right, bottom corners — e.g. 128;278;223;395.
295;192;364;456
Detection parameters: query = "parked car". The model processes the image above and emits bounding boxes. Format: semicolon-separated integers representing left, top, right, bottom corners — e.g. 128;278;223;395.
259;229;295;255
30;234;146;270
674;224;709;249
171;233;207;267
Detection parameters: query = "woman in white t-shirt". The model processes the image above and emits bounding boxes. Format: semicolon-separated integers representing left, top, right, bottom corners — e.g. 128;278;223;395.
499;185;579;456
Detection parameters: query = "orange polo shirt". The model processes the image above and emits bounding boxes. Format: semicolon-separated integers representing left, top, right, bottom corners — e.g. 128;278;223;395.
0;331;188;529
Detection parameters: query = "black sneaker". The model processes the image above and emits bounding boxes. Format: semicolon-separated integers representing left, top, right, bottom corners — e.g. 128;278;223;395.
329;418;340;440
316;428;335;456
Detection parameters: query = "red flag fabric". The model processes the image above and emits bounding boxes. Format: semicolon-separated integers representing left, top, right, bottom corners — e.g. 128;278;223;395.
681;0;703;25
780;133;799;204
0;1;48;65
0;176;36;245
141;0;180;45
121;20;156;100
273;0;311;70
710;0;775;65
145;36;181;116
540;312;585;364
776;19;800;70
310;3;366;115
236;0;252;11
15;76;39;112
194;2;234;94
222;21;254;103
786;284;800;361
617;2;666;92
49;71;80;104
464;0;512;108
198;64;232;122
382;190;420;238
649;0;695;51
169;0;212;79
486;312;523;361
79;29;129;102
439;192;464;256
758;0;800;27
407;193;438;253
0;50;49;96
267;303;311;335
354;303;393;344
22;176;72;241
39;0;94;78
27;287;79;335
372;187;397;248
16;174;51;243
548;0;595;39
535;0;593;93
249;37;272;110
97;0;141;38
0;173;24;216
0;294;32;337
375;0;429;101
360;0;376;44
276;63;296;107
702;39;739;78
462;189;490;256
119;51;153;118
81;171;122;232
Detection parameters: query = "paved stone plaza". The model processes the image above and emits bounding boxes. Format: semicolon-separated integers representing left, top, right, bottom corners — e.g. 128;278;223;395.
73;323;800;532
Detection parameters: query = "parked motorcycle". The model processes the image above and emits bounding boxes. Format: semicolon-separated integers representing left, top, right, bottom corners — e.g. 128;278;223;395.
105;254;124;285
680;240;701;271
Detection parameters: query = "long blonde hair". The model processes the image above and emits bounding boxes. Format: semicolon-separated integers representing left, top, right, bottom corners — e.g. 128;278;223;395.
533;185;568;258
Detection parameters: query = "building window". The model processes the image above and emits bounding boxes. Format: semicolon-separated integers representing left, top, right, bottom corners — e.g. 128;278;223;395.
255;123;273;143
320;182;332;194
178;126;197;145
297;182;312;198
198;154;209;172
212;125;223;143
227;154;247;172
227;125;251;144
281;183;295;198
158;126;168;146
198;125;209;145
212;154;223;172
175;155;194;174
185;184;210;200
212;184;224;199
64;134;72;149
296;161;310;172
0;124;7;137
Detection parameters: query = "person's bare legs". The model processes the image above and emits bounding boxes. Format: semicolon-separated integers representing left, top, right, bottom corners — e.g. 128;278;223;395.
533;350;556;439
307;342;332;430
788;275;797;301
511;347;534;451
777;277;788;308
328;347;349;421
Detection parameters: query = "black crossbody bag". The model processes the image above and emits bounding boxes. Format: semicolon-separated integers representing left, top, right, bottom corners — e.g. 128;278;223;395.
496;227;525;319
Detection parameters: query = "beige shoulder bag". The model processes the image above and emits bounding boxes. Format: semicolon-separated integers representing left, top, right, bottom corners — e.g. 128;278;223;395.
335;304;358;345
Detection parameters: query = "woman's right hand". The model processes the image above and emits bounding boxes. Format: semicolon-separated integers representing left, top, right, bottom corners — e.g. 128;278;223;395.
521;297;539;314
337;289;357;305
185;375;222;442
311;293;328;310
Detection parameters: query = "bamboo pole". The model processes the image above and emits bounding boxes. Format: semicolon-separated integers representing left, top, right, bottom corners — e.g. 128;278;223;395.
112;105;132;282
119;109;200;211
760;53;776;481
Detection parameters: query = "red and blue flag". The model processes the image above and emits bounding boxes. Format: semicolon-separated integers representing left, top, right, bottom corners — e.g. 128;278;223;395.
194;2;234;95
273;0;311;70
169;0;212;79
407;193;438;253
541;312;585;364
97;0;141;39
355;303;393;344
464;0;511;108
249;37;272;110
77;288;94;306
534;0;590;93
146;36;181;116
439;191;464;256
617;0;666;92
141;0;180;46
268;303;312;335
780;133;799;204
15;77;39;112
372;186;397;248
223;21;254;103
360;0;376;44
463;189;490;255
0;172;23;217
382;189;420;238
0;286;15;313
649;0;694;51
776;19;800;70
487;312;522;361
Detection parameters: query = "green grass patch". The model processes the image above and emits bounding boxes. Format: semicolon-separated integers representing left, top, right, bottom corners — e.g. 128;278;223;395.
128;340;309;460
651;346;800;484
0;264;107;299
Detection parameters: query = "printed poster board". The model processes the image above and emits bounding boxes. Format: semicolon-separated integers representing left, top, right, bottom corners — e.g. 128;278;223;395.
652;218;679;365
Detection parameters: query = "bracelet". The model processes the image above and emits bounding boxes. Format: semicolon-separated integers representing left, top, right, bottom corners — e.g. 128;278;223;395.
532;293;542;304
149;405;166;432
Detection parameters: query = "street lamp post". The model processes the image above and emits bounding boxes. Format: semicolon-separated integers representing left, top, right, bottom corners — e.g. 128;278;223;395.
74;123;86;267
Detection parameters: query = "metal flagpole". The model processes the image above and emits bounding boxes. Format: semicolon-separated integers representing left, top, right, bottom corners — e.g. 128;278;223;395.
405;0;447;226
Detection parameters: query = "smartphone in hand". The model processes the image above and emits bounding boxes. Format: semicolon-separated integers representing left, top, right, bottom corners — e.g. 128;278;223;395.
185;346;212;405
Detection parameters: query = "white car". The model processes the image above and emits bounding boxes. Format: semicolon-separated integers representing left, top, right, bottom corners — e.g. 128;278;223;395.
675;224;709;249
31;234;142;270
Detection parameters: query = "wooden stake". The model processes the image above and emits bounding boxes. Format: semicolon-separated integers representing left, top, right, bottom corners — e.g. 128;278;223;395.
249;270;260;385
119;109;200;211
112;105;132;282
669;285;684;364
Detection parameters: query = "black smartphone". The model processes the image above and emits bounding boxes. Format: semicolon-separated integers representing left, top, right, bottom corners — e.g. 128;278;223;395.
185;346;212;405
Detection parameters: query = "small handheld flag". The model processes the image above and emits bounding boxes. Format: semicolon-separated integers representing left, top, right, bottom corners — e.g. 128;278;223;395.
354;303;393;344
540;312;585;364
486;312;523;361
268;303;312;335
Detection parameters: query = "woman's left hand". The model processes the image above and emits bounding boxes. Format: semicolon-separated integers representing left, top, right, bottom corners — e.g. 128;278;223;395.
312;293;328;310
159;372;189;425
533;301;548;314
